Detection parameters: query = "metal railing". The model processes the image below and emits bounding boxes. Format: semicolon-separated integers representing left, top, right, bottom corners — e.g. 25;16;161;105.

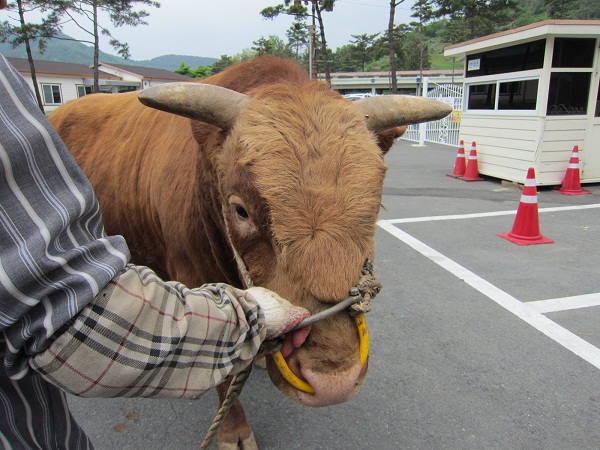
402;78;463;147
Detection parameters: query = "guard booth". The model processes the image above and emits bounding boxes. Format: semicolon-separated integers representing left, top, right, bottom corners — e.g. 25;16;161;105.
444;20;600;185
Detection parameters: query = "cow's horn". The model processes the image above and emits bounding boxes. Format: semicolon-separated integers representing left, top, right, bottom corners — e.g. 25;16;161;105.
138;82;250;131
355;95;453;133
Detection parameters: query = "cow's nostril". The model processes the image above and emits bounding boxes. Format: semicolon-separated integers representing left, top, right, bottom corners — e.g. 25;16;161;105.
286;355;306;382
296;360;365;407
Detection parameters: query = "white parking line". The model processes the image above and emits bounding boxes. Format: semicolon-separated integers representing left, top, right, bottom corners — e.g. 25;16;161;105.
378;217;600;370
386;203;600;224
527;293;600;314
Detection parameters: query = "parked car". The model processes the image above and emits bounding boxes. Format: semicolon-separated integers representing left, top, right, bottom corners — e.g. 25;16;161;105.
343;93;377;101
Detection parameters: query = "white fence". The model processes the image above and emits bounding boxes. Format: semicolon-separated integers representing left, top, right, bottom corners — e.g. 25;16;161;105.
402;79;463;147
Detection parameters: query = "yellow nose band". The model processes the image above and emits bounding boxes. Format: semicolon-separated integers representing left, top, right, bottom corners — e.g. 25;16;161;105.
272;313;369;394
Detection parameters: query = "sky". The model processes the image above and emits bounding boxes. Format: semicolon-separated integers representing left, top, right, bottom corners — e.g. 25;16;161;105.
57;0;417;60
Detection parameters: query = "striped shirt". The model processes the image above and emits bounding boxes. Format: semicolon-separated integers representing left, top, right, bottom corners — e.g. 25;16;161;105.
0;54;265;449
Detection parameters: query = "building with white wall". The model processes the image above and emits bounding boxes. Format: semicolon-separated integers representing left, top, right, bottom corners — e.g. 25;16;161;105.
328;69;463;95
7;57;191;114
445;20;600;185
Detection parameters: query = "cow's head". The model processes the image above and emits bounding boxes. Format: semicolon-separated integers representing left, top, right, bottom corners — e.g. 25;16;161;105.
139;82;451;406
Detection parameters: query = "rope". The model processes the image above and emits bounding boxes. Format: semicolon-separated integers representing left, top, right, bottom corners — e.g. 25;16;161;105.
350;256;382;315
199;364;254;450
198;257;382;449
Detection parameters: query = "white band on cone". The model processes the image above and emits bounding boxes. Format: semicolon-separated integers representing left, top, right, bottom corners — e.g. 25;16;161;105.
520;195;538;204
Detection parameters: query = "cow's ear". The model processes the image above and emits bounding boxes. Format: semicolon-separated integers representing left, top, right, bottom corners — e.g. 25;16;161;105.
375;126;407;155
138;83;249;131
356;95;451;133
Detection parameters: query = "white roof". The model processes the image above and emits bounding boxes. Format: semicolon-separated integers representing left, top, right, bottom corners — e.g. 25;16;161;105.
444;20;600;57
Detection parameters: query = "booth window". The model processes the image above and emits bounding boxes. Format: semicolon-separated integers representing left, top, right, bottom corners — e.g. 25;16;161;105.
547;37;595;115
466;39;545;77
552;38;595;68
498;80;538;110
468;83;496;109
467;79;538;111
547;73;591;115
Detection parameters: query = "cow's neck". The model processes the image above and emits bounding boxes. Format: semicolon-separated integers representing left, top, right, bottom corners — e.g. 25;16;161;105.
184;124;243;288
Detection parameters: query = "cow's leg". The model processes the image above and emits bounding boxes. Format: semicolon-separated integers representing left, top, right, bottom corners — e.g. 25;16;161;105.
215;381;258;450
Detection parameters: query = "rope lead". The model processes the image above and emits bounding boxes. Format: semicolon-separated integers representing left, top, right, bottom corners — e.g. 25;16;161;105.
199;364;253;450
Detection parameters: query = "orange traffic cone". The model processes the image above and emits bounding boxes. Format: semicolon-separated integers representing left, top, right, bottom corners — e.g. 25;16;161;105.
557;145;590;195
498;167;554;245
461;141;483;181
447;140;466;178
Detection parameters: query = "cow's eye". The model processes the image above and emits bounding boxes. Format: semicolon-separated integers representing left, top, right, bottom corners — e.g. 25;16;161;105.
228;195;257;238
235;205;249;219
229;195;250;221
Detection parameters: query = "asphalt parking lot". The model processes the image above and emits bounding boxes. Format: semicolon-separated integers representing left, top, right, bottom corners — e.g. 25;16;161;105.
69;139;600;450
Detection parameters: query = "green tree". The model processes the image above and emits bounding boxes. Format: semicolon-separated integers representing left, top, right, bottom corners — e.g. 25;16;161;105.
210;54;237;75
371;23;408;61
431;0;518;41
0;0;62;112
310;0;335;85
286;17;308;58
192;65;212;79
545;0;599;18
412;0;434;95
252;35;292;57
45;0;160;92
261;1;311;72
387;1;405;94
574;0;600;18
252;36;274;55
350;32;379;72
177;63;211;79
545;0;577;18
514;0;548;26
260;0;336;84
260;0;307;20
331;43;360;72
174;60;191;76
403;31;431;71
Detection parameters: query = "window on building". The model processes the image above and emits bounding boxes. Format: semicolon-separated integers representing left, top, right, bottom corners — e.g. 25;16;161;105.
77;85;93;98
498;79;539;110
117;86;138;93
552;38;595;68
547;37;596;116
41;84;62;105
468;83;496;110
466;39;545;78
467;78;539;112
547;73;591;115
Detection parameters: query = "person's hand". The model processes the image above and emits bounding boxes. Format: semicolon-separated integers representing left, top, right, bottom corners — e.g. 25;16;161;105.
245;287;311;356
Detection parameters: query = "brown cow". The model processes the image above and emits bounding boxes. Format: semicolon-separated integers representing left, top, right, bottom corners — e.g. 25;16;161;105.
49;56;450;449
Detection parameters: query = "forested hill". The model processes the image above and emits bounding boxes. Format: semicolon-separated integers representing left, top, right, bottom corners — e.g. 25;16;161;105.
0;31;217;71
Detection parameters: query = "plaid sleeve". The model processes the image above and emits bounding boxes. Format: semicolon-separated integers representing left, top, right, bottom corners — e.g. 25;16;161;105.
30;265;267;399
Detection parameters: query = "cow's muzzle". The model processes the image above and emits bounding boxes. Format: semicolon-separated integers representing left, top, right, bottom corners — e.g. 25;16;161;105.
269;287;374;394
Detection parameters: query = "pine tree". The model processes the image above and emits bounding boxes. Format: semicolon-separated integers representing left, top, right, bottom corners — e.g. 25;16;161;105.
350;32;380;72
432;0;518;41
286;18;309;59
387;1;406;94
